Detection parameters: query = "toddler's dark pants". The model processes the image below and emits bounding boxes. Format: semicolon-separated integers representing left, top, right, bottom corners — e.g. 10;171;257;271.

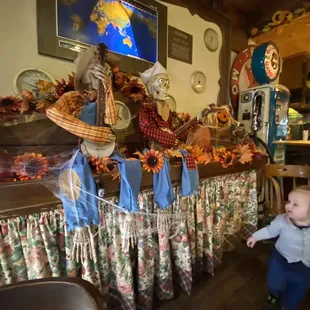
267;249;310;310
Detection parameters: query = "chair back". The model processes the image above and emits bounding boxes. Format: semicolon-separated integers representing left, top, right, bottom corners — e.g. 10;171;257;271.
264;164;310;215
0;277;104;310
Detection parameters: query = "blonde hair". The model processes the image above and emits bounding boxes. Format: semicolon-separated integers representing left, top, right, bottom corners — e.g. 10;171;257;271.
293;185;310;194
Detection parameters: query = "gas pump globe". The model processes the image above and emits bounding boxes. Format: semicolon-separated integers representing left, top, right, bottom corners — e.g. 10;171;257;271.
237;41;290;164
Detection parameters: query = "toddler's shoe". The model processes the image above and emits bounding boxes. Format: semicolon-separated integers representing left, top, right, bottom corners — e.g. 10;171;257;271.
265;293;281;310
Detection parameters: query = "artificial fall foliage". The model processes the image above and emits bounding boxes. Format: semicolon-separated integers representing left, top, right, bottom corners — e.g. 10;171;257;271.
197;152;211;165
10;142;263;182
22;90;35;101
120;78;148;103
113;67;149;104
36;80;55;95
54;72;76;99
88;156;121;181
172;112;192;124
164;149;183;159
237;144;253;164
113;67;131;88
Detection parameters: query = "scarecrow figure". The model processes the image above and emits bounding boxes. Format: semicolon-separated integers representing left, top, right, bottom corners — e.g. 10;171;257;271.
46;45;118;146
139;62;197;150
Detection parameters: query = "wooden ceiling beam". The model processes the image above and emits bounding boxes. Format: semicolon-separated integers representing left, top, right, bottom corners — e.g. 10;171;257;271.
160;0;309;35
253;14;310;59
245;0;308;34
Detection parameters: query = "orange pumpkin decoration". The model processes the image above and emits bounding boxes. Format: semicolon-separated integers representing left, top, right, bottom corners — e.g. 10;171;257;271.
187;126;211;149
217;110;230;125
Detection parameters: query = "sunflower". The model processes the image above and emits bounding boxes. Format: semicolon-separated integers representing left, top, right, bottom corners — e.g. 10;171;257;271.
121;78;147;103
12;153;48;181
219;151;236;168
0;96;21;114
271;10;286;26
135;149;164;173
55;72;75;98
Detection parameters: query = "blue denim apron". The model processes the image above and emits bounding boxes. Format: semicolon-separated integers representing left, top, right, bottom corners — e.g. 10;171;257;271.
60;150;100;231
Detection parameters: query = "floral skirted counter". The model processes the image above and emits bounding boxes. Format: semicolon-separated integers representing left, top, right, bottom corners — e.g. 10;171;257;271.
0;168;258;310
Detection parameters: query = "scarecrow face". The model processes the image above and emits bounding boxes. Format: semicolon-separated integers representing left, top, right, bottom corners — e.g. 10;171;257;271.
147;74;170;100
217;110;230;125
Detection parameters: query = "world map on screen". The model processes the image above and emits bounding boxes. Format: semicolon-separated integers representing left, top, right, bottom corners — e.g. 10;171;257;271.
57;0;158;63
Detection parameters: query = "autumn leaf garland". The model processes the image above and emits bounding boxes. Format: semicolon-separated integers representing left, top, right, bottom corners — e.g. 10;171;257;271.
10;142;262;183
87;143;261;180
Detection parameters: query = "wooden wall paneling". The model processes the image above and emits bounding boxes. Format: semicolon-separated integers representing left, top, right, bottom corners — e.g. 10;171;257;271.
231;26;248;52
0;118;78;147
280;53;310;90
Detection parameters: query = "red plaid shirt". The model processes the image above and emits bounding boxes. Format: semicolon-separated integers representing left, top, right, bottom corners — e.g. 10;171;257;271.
183;154;197;170
139;103;197;149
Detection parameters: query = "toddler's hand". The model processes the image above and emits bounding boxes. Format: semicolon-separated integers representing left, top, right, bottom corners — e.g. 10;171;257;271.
247;236;256;248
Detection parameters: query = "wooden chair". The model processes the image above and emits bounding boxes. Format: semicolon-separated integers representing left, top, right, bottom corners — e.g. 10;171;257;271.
263;165;310;223
0;277;106;310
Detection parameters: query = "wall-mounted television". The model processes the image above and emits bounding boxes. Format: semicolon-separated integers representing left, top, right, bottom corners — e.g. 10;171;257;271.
37;0;167;74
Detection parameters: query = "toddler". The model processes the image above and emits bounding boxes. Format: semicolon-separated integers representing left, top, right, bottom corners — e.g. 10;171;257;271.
247;186;310;310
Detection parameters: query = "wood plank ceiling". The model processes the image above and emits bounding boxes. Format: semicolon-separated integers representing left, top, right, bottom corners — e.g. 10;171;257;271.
162;0;309;37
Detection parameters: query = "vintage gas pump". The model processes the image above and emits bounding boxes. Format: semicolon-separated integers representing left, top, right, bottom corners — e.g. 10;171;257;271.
237;42;290;164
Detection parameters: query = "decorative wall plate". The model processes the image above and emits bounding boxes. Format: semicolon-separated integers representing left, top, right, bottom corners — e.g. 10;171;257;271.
13;68;56;100
191;71;207;93
111;100;132;131
230;45;258;113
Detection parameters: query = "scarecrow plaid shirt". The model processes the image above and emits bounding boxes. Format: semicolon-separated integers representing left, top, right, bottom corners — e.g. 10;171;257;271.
183;153;197;170
139;103;197;149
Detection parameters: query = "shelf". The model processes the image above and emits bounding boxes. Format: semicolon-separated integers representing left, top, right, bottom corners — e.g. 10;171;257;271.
273;140;310;146
0;157;268;220
289;103;310;113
